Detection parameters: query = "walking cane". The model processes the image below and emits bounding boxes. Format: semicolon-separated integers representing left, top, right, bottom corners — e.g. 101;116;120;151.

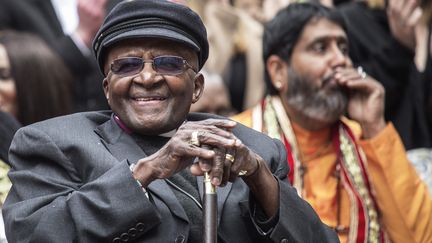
203;171;217;243
191;131;217;243
190;131;217;243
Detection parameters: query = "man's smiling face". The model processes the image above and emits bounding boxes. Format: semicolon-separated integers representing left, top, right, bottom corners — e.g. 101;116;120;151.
103;38;203;135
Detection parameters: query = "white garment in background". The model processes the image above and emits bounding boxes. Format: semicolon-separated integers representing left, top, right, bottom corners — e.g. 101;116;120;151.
50;0;78;35
50;0;90;55
407;148;432;195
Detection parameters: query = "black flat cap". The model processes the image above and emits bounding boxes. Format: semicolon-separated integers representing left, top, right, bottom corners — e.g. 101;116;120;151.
92;0;209;75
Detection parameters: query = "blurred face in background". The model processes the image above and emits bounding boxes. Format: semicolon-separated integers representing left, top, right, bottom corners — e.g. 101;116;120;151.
0;44;17;117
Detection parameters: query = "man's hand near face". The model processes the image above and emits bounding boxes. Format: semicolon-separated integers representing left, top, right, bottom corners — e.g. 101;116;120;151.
335;67;387;139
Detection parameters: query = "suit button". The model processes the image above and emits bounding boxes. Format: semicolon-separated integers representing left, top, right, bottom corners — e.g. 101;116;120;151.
112;237;121;243
136;222;145;231
175;235;185;243
120;233;130;242
281;239;289;243
128;228;137;237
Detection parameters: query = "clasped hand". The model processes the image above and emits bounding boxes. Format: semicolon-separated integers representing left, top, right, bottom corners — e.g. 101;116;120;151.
335;67;386;138
132;119;262;187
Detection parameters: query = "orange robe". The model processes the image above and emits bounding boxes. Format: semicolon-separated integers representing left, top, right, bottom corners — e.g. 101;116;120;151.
233;109;432;243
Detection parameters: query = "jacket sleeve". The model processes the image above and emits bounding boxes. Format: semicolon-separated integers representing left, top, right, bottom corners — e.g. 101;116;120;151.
256;138;340;243
359;123;432;243
3;126;161;243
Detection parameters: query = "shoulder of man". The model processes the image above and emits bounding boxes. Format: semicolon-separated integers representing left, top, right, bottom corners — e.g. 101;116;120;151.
17;110;112;135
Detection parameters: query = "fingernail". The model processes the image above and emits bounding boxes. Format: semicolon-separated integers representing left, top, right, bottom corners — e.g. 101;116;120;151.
212;177;220;186
202;165;211;172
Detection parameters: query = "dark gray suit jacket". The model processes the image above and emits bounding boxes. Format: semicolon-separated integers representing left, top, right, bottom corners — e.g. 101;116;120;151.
3;111;338;243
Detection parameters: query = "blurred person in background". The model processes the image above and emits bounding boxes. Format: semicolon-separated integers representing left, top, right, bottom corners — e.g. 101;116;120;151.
231;0;267;24
337;0;431;150
203;0;265;113
171;0;236;116
0;31;73;126
189;70;235;116
233;3;432;242
262;0;291;21
0;0;122;112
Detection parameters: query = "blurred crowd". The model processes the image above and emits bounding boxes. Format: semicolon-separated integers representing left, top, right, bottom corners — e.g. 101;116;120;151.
0;0;431;242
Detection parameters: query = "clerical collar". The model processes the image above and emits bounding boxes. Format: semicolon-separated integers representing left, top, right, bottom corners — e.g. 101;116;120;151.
114;114;177;137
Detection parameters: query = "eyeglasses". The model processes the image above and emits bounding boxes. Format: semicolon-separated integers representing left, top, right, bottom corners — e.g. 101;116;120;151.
110;55;197;76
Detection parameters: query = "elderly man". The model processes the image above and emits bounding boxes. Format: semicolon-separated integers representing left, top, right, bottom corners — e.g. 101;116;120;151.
233;3;432;243
2;1;338;242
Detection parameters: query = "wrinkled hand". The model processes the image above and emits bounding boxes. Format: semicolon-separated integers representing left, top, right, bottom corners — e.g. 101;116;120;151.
335;67;386;138
75;0;107;47
132;119;261;187
189;133;262;187
387;0;423;50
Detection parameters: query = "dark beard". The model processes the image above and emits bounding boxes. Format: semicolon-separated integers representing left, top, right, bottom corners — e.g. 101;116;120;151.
285;67;348;124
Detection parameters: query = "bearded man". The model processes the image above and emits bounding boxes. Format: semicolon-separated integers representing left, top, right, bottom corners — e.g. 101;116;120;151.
233;3;432;243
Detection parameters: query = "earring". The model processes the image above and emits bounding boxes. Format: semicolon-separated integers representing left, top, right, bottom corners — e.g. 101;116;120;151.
274;82;282;90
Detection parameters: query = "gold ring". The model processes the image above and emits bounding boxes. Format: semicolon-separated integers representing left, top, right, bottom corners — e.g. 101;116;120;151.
189;131;200;147
238;170;248;176
357;66;367;79
225;154;235;163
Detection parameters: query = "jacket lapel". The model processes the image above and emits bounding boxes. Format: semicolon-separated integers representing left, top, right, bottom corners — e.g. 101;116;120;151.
94;116;188;222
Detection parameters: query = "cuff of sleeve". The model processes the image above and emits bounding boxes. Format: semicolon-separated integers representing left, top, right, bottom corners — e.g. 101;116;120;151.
358;122;405;168
250;201;279;235
359;122;397;146
129;162;149;198
249;181;280;235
